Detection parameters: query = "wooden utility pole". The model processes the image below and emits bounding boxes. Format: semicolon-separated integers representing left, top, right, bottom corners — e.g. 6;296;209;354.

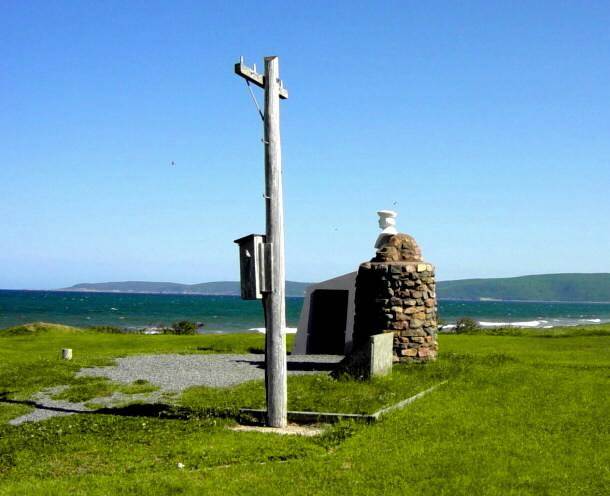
235;56;288;428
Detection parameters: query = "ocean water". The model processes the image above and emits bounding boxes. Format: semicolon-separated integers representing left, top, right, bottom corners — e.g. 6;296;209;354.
1;290;610;331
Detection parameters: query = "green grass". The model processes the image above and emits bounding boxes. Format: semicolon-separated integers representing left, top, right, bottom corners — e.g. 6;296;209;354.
454;324;610;337
180;362;452;416
0;322;608;495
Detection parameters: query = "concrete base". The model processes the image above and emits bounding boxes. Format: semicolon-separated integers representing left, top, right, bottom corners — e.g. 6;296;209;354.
370;332;393;376
331;332;395;380
239;408;376;424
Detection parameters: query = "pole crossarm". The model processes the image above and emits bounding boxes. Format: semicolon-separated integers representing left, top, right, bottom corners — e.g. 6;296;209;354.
235;57;289;99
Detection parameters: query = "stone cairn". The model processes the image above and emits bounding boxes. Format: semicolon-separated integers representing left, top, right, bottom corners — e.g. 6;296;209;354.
352;232;438;362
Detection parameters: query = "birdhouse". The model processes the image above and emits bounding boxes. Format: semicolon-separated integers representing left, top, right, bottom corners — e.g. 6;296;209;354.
234;234;271;299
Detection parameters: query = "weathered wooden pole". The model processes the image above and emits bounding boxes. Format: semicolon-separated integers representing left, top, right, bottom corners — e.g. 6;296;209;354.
262;56;287;428
234;56;288;428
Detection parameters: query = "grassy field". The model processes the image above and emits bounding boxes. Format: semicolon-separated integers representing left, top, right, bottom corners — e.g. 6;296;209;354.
0;323;608;495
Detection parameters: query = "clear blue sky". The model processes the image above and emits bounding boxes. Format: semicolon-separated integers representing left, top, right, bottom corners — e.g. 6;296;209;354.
1;1;609;289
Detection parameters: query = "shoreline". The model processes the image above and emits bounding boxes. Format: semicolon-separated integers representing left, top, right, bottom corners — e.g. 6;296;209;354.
2;288;610;305
2;318;609;334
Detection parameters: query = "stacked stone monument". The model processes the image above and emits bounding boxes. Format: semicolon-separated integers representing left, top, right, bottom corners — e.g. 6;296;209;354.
352;211;438;362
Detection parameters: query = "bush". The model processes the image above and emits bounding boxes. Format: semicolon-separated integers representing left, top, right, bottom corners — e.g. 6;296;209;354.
455;317;480;334
166;320;198;335
88;325;125;334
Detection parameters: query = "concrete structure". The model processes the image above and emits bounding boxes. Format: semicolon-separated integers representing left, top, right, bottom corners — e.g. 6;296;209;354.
293;272;356;355
294;210;438;363
369;332;394;376
330;330;394;379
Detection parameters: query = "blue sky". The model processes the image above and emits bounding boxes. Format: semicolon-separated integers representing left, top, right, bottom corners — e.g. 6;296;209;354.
1;1;609;289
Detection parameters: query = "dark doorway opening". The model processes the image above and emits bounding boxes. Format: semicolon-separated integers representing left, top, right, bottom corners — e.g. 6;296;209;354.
306;289;348;354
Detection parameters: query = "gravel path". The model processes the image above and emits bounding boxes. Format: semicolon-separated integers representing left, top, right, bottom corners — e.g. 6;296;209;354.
8;354;343;425
77;353;342;391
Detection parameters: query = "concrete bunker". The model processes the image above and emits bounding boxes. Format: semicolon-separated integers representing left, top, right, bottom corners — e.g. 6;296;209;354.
293;272;356;355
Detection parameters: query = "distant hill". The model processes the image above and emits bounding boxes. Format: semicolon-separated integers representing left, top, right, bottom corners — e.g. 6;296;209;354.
437;273;610;303
61;273;610;302
61;280;311;297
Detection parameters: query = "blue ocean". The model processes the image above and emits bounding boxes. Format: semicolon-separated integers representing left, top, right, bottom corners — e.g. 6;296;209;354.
1;290;610;332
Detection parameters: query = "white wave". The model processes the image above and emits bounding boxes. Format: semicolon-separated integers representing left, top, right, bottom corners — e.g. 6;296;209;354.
478;321;511;327
579;318;601;323
441;324;456;330
513;321;546;328
478;320;547;328
250;327;297;334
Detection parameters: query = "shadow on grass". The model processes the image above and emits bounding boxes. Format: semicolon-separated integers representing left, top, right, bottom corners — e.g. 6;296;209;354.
234;359;338;372
0;391;231;421
247;347;265;354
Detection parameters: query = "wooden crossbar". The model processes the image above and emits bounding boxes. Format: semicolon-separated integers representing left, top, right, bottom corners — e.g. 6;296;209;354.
235;61;289;99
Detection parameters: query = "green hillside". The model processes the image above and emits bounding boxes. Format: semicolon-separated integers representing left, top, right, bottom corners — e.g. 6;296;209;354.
437;273;610;302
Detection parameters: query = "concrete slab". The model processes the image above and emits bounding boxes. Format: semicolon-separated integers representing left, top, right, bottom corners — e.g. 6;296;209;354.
229;424;324;436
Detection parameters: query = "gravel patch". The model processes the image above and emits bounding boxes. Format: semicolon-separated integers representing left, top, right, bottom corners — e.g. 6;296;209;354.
76;354;343;392
8;354;343;425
